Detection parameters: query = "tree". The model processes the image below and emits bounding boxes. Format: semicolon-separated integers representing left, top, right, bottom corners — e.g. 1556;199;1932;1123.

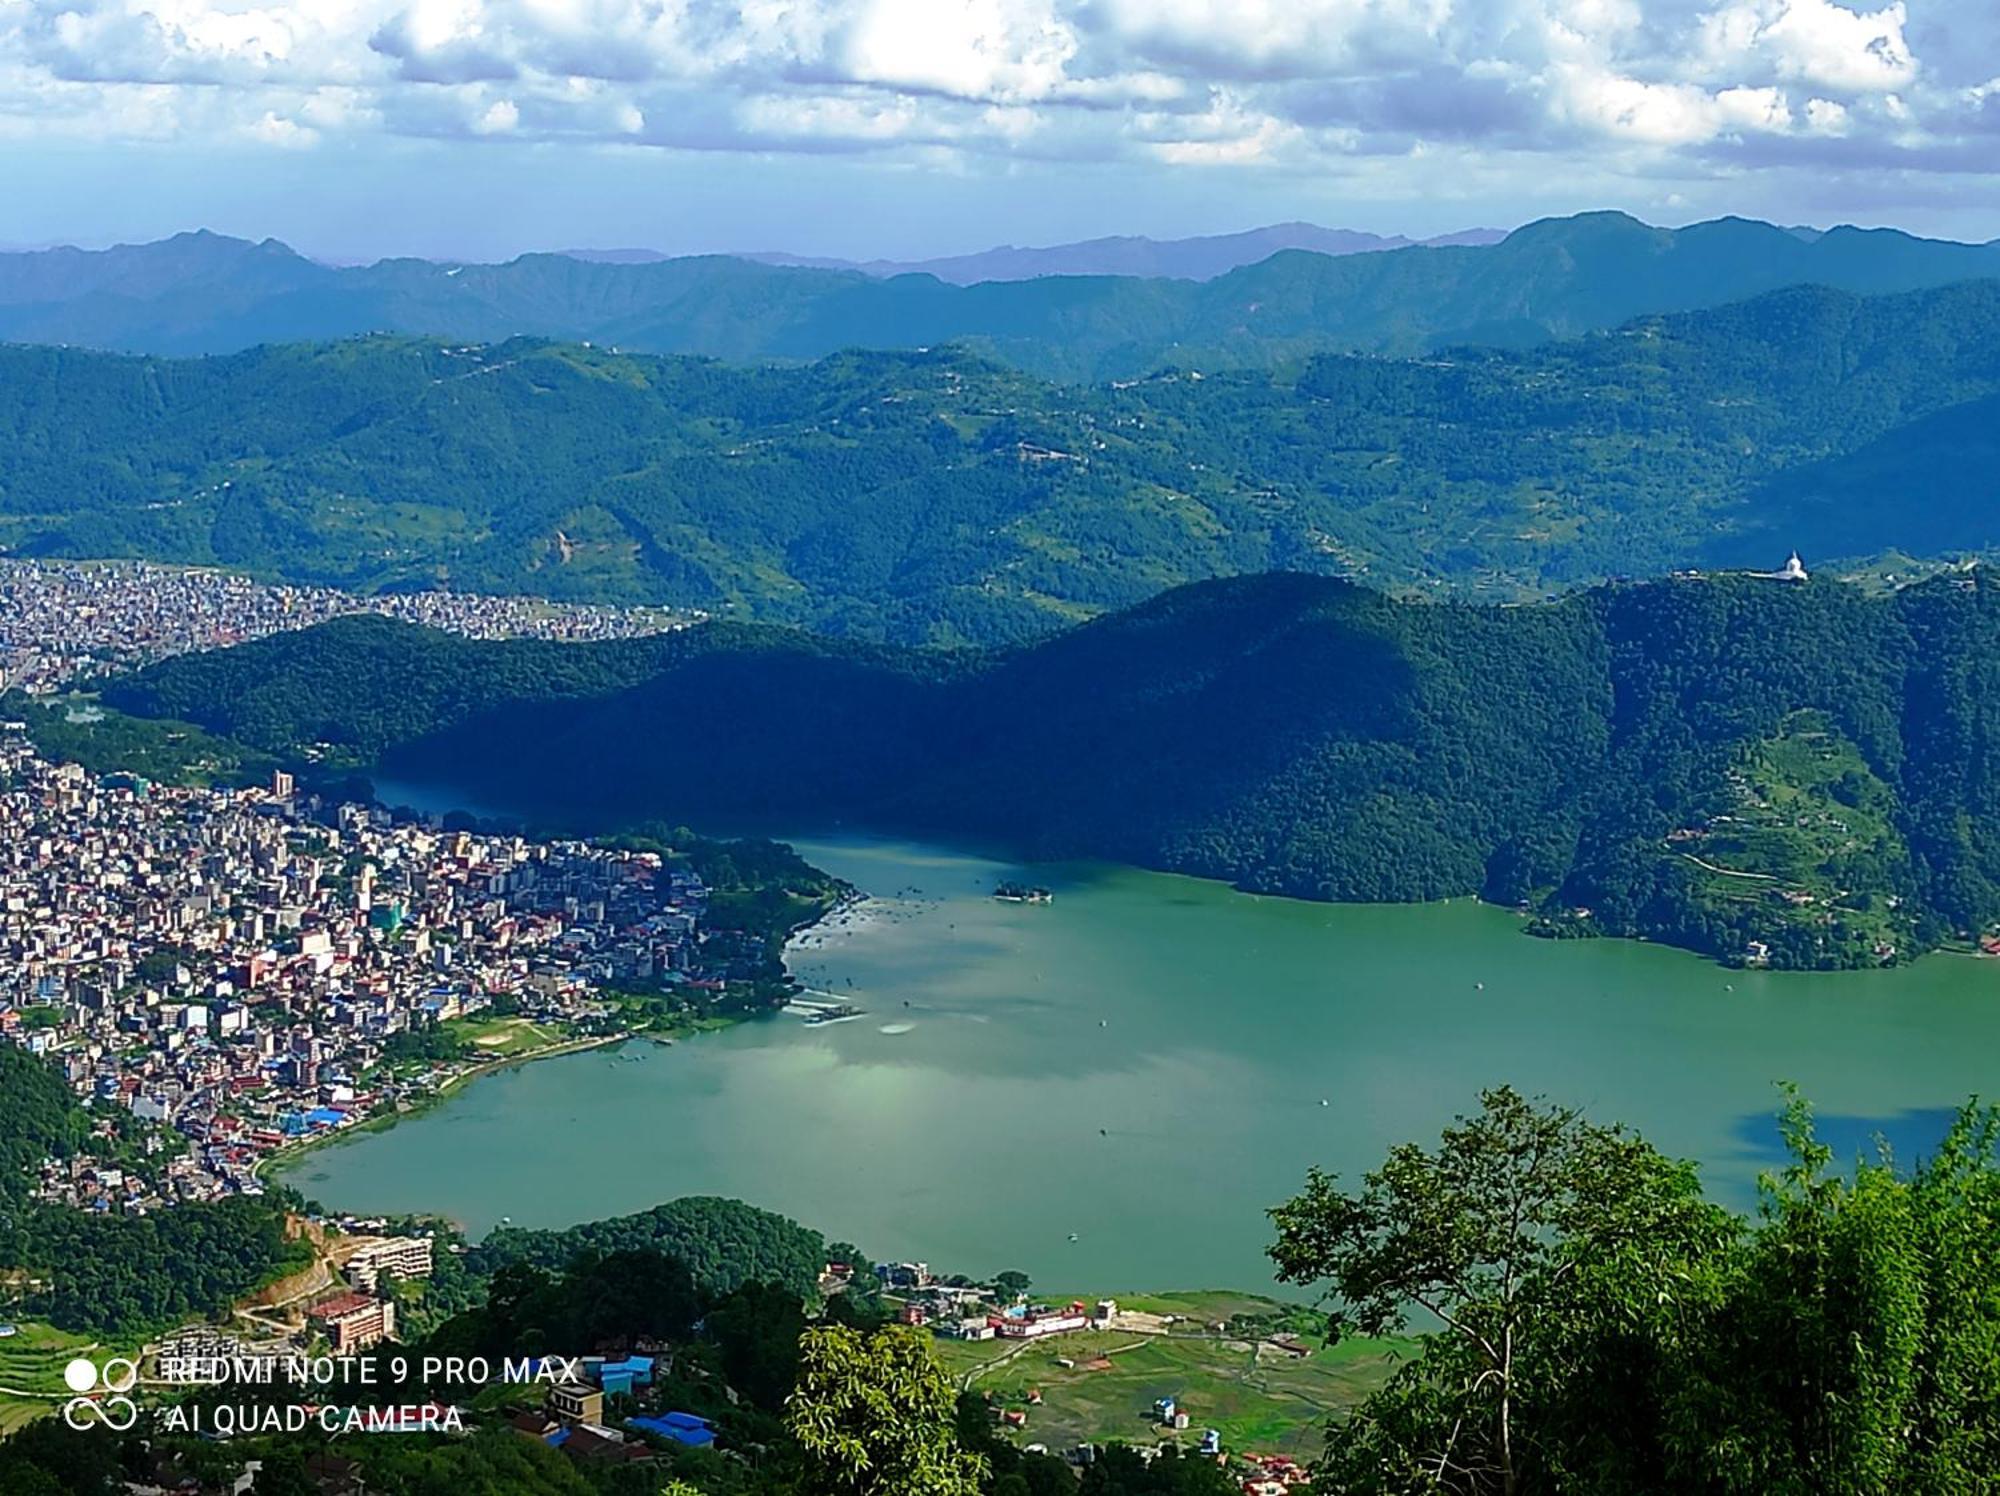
785;1325;986;1496
705;1281;807;1411
1269;1087;1733;1496
249;1453;319;1496
990;1270;1032;1302
1695;1089;2000;1493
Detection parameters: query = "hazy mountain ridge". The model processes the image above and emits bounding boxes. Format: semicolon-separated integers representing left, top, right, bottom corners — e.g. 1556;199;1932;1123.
4;278;2000;641
104;569;2000;970
3;212;1999;377
735;222;1508;282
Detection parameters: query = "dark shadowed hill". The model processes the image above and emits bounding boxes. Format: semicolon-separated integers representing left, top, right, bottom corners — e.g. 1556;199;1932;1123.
103;569;2000;970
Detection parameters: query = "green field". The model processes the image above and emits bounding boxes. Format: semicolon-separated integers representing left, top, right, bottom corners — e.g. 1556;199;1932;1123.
934;1319;1413;1461
442;1015;567;1058
0;1322;113;1437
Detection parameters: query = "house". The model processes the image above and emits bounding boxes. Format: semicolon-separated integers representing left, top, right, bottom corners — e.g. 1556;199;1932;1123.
556;1424;650;1465
546;1381;604;1425
586;1355;655;1398
995;1308;1090;1340
628;1412;716;1449
343;1235;434;1291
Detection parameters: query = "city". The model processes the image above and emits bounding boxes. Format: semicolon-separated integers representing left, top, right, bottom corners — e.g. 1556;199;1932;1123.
4;0;2000;1486
0;728;740;1214
0;560;696;696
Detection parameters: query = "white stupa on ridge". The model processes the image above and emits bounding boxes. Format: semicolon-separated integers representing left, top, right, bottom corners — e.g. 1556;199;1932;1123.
1752;551;1809;582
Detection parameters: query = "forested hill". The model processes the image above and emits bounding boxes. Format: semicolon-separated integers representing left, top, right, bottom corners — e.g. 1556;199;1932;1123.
3;212;1999;375
8;279;2000;643
0;1046;300;1333
107;569;2000;970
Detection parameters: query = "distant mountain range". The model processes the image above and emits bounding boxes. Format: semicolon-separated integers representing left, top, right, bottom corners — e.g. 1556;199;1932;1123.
100;569;2000;970
724;222;1508;282
3;212;1998;378
3;278;1998;641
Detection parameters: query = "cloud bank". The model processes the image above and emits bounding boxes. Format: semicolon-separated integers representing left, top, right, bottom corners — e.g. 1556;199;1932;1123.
0;0;1995;210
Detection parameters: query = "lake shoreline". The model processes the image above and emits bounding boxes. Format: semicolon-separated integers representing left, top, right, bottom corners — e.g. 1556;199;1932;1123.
268;885;867;1204
258;1031;631;1190
370;777;1982;978
264;831;2000;1290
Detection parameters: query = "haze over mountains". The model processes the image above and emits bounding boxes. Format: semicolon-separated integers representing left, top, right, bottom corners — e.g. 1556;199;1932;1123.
3;211;1999;379
728;222;1508;282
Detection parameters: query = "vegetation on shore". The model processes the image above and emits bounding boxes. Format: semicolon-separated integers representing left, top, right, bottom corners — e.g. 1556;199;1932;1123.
1;1081;1994;1496
1271;1085;2000;1494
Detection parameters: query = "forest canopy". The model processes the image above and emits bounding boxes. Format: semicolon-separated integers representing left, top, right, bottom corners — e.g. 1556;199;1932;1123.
103;569;2000;970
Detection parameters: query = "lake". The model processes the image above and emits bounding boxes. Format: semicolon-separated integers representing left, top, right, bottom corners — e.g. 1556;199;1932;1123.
280;823;2000;1292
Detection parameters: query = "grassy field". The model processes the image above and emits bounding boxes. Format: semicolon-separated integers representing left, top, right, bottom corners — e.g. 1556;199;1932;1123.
934;1317;1413;1461
442;1015;567;1057
1062;1290;1289;1324
0;1321;110;1437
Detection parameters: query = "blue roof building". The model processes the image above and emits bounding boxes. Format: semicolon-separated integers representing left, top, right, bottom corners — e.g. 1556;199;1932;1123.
628;1412;715;1449
588;1355;655;1398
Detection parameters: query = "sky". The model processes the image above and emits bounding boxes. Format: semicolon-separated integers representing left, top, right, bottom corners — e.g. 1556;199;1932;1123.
0;0;1996;262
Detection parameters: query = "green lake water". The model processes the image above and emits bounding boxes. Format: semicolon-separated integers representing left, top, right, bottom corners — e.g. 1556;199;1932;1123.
280;829;2000;1291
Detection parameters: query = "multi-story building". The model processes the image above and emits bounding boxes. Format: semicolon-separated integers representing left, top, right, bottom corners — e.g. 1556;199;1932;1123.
309;1292;396;1353
343;1236;435;1292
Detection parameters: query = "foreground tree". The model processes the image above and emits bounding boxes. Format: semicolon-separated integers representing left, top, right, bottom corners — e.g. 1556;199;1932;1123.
786;1324;987;1496
1276;1087;2000;1494
1269;1086;1734;1495
1696;1089;2000;1493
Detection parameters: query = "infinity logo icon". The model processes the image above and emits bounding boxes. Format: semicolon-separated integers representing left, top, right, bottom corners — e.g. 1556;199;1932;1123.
60;1357;141;1432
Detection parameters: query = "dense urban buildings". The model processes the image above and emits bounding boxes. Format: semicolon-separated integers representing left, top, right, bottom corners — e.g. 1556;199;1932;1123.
0;729;726;1210
0;560;695;694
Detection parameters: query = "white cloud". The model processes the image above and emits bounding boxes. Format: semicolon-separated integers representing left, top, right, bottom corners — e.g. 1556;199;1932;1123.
1697;0;1916;92
474;94;516;132
248;107;316;145
1557;71;1792;145
841;0;1076;101
0;0;1989;209
1090;0;1452;79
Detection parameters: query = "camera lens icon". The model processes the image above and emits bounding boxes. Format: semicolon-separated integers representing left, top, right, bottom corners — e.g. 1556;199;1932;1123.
61;1357;140;1431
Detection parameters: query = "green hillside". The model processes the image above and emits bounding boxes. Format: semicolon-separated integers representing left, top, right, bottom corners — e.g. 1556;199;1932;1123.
6;280;2000;641
0;1048;301;1336
100;569;2000;970
6;213;2000;377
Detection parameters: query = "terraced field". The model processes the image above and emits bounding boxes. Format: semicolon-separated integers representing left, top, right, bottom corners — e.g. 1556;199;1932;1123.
0;1322;101;1436
1676;709;1919;965
933;1306;1412;1462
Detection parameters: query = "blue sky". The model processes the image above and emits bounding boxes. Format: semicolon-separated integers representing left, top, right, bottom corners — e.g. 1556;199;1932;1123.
1;0;1996;261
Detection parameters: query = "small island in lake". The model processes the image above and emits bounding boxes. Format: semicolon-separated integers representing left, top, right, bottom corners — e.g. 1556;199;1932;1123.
995;881;1054;904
